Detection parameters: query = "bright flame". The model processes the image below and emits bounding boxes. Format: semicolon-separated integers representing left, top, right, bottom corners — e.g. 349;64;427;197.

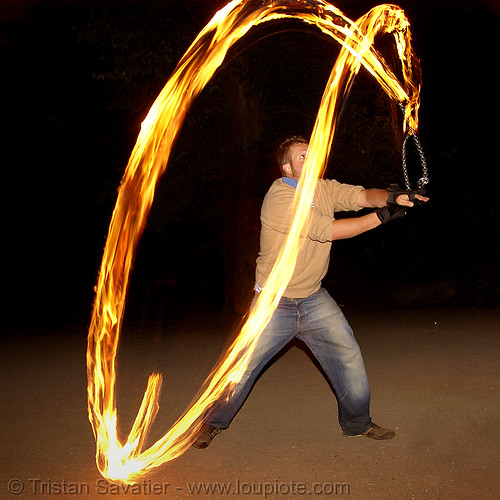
87;0;422;483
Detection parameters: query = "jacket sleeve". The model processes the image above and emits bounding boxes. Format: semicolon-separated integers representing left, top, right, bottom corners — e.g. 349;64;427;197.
306;180;365;242
261;186;335;243
321;179;364;212
260;179;364;244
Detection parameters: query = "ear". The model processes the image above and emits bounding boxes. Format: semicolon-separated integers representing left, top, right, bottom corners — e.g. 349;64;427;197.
283;163;291;174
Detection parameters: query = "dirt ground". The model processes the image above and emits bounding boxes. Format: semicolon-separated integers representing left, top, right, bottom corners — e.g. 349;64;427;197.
1;306;499;499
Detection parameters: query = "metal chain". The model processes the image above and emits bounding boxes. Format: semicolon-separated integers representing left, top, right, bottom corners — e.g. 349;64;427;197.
400;103;429;191
412;133;429;189
401;133;412;190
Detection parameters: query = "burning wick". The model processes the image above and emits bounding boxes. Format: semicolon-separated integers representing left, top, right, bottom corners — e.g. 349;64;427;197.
87;0;422;483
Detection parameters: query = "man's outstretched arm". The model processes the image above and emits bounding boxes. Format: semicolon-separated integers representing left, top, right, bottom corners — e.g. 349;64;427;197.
357;188;429;208
330;212;381;241
330;188;429;241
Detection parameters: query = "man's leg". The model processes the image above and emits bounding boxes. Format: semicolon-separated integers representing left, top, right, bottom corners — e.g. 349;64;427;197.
193;296;298;447
296;288;376;436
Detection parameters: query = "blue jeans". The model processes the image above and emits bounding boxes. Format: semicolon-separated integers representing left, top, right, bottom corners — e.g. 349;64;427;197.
207;287;372;435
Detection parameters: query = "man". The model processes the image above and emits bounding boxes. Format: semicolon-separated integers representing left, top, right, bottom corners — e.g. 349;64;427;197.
193;136;429;448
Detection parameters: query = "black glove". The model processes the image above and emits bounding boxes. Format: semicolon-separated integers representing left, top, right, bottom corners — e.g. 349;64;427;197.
375;204;406;224
387;184;426;205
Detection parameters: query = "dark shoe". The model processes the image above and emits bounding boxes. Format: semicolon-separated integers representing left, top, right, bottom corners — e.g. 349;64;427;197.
192;424;222;449
361;423;396;440
345;423;396;440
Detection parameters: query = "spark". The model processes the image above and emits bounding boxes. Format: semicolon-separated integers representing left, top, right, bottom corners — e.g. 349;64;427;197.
87;0;422;483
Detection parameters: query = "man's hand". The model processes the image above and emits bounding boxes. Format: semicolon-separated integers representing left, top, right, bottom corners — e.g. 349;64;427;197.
387;184;429;207
375;205;407;224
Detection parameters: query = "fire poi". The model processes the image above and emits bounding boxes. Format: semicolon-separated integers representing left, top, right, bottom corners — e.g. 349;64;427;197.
87;0;427;483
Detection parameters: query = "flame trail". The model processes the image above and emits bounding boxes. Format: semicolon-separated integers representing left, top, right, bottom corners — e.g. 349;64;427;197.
87;0;422;483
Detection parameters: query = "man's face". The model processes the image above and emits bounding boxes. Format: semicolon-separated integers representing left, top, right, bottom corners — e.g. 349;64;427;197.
283;142;308;181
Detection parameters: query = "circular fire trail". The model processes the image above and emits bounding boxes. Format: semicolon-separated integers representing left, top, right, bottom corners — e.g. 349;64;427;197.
87;0;423;483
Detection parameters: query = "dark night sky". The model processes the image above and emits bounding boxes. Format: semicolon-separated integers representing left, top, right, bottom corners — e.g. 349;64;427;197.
1;0;499;331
